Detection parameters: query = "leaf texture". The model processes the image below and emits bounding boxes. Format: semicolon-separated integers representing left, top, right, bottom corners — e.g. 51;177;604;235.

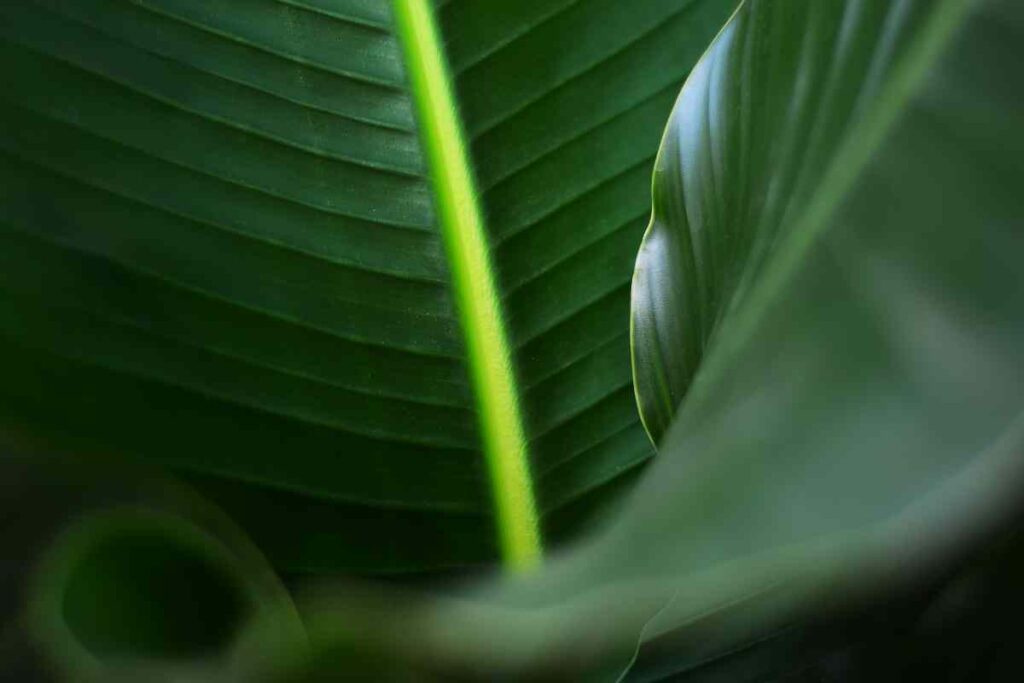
0;0;736;573
437;0;738;536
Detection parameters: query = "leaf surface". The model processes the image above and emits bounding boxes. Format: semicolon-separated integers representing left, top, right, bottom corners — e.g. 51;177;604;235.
0;0;736;573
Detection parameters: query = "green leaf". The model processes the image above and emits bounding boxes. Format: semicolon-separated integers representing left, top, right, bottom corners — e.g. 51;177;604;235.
619;0;1024;667
248;0;1024;677
0;0;737;573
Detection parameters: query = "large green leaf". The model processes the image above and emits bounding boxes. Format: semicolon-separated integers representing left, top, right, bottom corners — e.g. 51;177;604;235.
0;0;737;574
239;0;1024;678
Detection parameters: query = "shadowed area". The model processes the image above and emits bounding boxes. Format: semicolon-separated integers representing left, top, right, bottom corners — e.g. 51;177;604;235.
57;519;252;659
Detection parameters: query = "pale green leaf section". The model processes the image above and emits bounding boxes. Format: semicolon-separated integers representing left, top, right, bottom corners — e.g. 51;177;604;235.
392;0;541;569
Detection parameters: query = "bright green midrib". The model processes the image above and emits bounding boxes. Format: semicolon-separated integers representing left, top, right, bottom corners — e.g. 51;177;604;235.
391;0;541;570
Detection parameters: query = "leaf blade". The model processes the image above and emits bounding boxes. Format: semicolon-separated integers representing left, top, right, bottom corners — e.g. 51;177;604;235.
0;0;738;573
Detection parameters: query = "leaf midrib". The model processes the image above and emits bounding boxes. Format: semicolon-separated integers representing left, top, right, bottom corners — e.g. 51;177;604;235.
392;0;542;570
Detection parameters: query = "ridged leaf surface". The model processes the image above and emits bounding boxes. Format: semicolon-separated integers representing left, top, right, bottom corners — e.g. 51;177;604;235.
0;0;736;573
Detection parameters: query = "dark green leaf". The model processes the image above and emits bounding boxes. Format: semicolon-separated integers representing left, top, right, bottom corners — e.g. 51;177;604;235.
0;0;737;574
